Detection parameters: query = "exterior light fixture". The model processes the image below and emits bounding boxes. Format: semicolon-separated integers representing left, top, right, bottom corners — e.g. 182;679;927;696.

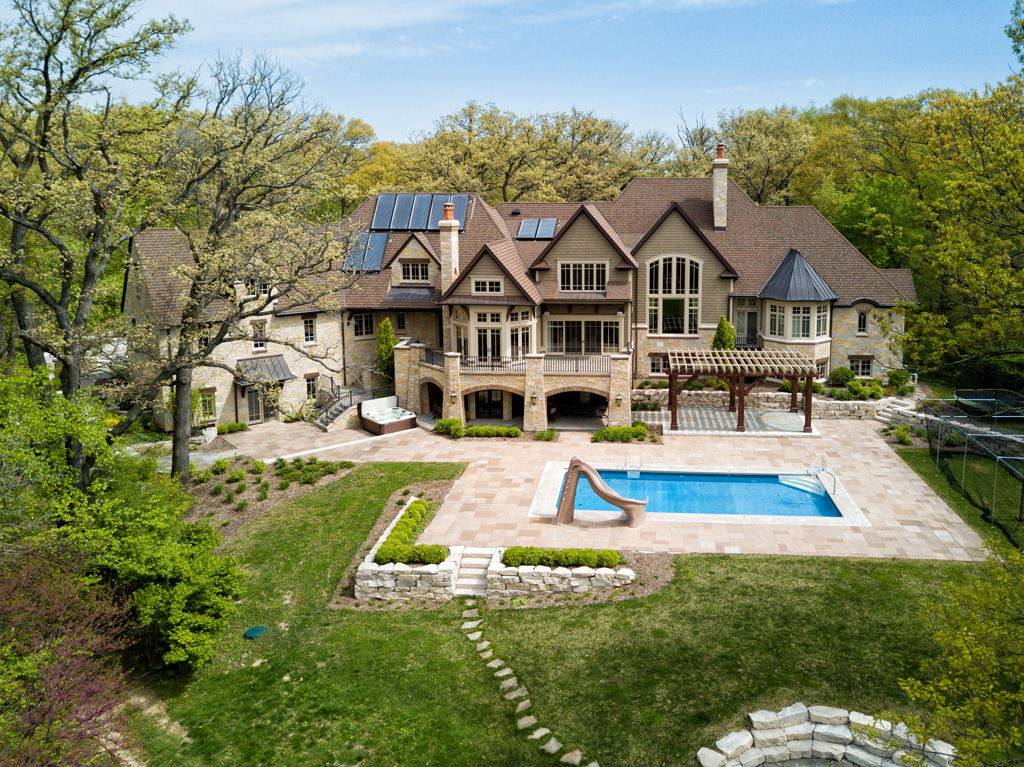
616;394;624;407
450;393;457;404
530;393;537;405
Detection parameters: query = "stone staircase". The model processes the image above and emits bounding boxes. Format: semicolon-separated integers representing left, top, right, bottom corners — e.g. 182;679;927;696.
874;391;920;425
454;547;495;597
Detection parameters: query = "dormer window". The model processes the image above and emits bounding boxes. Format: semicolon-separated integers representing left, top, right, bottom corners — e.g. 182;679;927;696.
401;261;429;282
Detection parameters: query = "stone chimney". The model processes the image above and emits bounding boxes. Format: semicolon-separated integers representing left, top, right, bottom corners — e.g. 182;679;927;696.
713;143;728;230
439;202;459;293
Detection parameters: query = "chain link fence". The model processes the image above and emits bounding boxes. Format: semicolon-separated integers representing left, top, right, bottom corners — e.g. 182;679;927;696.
923;399;1024;549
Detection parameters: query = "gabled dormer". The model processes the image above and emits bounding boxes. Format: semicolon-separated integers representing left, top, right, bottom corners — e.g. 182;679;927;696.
386;232;440;289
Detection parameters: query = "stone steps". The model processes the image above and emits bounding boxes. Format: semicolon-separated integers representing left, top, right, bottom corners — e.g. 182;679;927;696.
454;548;495;597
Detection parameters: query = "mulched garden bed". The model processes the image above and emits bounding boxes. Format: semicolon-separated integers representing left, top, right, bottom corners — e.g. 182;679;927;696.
186;455;357;546
329;479;457;611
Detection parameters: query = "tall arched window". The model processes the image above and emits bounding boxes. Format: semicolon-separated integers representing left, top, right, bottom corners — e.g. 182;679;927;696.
647;256;701;335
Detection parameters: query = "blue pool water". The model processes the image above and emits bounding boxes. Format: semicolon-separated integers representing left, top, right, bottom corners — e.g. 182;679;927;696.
560;470;842;518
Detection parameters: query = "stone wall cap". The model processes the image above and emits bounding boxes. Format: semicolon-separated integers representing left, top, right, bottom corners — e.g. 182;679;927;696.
716;730;753;759
808;705;849;725
698;747;727;767
572;566;596;577
749;710;781;730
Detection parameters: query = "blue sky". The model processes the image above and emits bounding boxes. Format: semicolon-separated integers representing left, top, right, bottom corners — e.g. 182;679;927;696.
135;0;1017;142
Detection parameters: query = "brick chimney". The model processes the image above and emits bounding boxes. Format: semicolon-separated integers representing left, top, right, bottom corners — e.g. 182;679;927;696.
439;202;459;293
713;143;728;230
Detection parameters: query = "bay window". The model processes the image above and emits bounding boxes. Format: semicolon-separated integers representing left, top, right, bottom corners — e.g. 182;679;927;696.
647;256;701;335
791;306;812;338
769;304;785;337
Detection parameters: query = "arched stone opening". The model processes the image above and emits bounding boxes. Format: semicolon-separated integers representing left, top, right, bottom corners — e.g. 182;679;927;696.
420;381;444;419
463;387;525;425
546;389;609;430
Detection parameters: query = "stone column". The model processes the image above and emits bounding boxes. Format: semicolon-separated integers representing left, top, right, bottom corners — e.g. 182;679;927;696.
442;352;464;424
523;354;546;432
607;353;632;427
502;390;512;421
467;392;476;420
393;341;413;411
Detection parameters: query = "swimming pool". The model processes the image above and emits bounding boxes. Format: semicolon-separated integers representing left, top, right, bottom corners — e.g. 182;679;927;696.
559;469;841;518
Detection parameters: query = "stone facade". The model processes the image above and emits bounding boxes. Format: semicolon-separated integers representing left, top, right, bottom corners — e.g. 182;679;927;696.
830;305;902;378
485;550;636;596
698;703;955;767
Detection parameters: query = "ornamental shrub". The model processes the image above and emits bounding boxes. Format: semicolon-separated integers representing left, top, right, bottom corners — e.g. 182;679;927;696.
502;546;621;569
711;315;736;350
223;491;235;504
829;366;855;387
211;458;229;475
227;468;245;482
888;369;912;388
779;380;793;393
274;457;287;470
194;469;212;484
235;500;249;512
534;428;556;441
308;455;319;465
898;384;916;397
706;378;729;391
250;460;266;475
686;381;705;391
894;425;913;445
210;483;222;496
234;482;245;494
834;389;855;402
215;422;249;435
292;457;304;467
257;488;269;501
279;479;291;490
434;418;464;438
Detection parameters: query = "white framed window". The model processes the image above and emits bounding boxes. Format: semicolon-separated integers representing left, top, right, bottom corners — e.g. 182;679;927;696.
510;325;531;358
472;279;502;294
646;256;700;335
303;317;316;343
252;323;265;351
769;304;785;337
857;311;869;335
199;389;216;421
850;358;872;377
602;321;620;353
791;306;812;339
244;280;270;298
559;262;607;292
396;312;406;332
816;361;829;379
650;356;664;374
305;376;318;399
476;312;500;324
401;262;430;282
816;305;829;338
353;313;374;338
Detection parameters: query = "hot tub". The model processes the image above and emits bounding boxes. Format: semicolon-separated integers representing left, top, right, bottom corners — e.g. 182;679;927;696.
360;396;417;435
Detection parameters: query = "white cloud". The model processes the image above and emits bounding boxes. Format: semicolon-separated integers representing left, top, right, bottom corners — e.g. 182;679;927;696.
702;85;753;95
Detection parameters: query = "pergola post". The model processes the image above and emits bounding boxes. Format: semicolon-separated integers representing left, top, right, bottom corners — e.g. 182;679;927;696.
789;377;799;412
669;367;678;431
736;374;746;432
803;375;813;433
728;382;736;412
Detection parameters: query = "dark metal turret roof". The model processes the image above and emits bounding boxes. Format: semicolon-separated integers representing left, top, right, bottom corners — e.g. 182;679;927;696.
758;249;839;302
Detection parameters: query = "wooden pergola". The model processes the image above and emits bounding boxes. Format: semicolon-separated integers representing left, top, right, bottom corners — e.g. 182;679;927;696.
666;349;819;433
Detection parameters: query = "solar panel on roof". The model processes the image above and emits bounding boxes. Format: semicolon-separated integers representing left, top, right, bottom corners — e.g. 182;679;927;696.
409;194;432;230
536;218;557;239
517;219;539;239
371;195;396;230
426;195;447;231
363;233;388;271
451;194;469;231
389;194;414;230
343;233;369;270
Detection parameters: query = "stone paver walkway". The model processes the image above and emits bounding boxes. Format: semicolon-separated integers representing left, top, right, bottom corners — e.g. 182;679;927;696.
298;419;984;561
636;407;814;435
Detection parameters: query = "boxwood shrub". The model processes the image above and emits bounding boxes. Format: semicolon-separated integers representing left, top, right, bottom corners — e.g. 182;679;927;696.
373;500;448;565
501;546;621;569
592;421;648;443
433;418;464;438
464;426;521;438
216;422;249;435
227;468;245;482
211;458;230;475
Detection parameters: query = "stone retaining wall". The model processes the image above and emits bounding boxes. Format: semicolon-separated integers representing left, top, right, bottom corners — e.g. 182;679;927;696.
633;389;883;419
485;549;635;596
697;703;955;767
353;506;462;600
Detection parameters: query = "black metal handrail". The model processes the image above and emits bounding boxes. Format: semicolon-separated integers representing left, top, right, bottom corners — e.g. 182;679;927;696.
421;348;445;367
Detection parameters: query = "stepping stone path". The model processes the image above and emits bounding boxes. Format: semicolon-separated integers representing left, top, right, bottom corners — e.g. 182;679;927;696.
455;600;599;766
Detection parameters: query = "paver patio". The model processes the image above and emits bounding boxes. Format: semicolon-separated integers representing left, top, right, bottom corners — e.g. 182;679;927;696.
235;418;985;561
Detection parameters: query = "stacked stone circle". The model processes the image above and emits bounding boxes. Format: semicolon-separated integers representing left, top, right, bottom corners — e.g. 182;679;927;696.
697;704;955;767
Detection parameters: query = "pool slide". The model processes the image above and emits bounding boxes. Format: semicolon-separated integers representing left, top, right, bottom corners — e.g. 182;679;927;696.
556;457;648;528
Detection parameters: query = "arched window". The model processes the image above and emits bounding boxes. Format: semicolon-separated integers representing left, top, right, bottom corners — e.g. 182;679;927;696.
647;256;701;335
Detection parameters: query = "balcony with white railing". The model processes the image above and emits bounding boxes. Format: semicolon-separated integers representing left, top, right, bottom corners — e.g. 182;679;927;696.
417;350;618;376
542;355;612;374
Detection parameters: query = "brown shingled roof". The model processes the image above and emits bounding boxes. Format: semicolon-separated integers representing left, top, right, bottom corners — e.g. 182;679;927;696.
131;229;193;328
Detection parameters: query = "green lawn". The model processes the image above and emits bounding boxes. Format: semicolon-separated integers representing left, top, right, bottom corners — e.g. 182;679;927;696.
897;447;1022;547
135;461;977;767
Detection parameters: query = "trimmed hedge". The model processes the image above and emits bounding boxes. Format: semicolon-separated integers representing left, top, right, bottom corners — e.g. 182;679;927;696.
592;421;648;443
502;546;621;569
433;418;464;438
373;499;448;565
464;426;521;438
829;366;855;387
216;422;249;435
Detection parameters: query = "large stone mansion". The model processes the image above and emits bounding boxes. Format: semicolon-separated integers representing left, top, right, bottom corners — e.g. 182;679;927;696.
123;146;915;431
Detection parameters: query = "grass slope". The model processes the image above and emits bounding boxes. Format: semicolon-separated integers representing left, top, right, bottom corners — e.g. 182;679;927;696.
136;460;977;767
483;555;971;767
138;462;544;767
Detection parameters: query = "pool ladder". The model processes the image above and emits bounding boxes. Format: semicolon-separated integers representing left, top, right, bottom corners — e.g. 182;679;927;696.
625;457;643;479
807;455;837;495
